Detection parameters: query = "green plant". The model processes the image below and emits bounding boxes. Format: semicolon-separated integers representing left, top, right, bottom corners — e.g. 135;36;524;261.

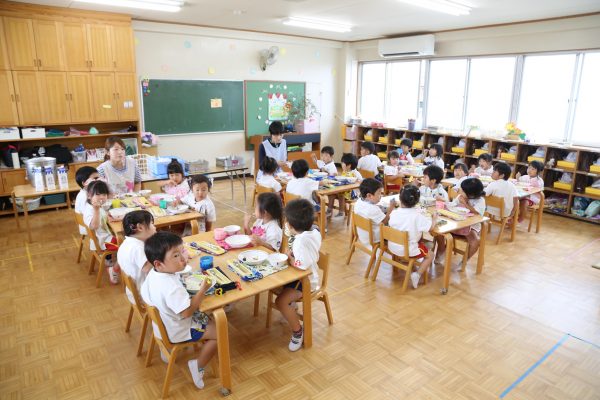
285;97;320;125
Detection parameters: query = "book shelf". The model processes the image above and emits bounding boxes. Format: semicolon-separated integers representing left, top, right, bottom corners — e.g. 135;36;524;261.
343;124;600;225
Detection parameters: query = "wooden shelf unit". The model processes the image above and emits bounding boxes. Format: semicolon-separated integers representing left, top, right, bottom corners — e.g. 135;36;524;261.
343;124;600;225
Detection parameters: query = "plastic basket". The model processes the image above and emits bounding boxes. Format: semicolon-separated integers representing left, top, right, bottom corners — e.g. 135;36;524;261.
185;159;209;174
10;197;42;212
148;156;185;176
71;151;86;162
129;154;150;176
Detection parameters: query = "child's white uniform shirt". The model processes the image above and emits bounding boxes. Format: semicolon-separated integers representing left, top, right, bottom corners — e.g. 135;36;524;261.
354;198;386;244
388;207;432;257
474;166;493;177
75;189;88;235
286;177;319;205
484;179;519;217
83;202;112;251
118;236;148;305
451;195;486;232
181;193;216;231
452;176;468;192
141;269;192;343
518;175;544;204
423;156;444;169
357;154;382;175
163;180;190;199
420;184;449;202
251;219;283;251
256;174;282;192
292;229;322;291
384;165;399;176
317;160;338;176
400;152;414;165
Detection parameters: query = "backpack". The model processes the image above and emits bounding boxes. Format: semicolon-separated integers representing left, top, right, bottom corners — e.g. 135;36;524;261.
44;144;72;164
1;144;18;167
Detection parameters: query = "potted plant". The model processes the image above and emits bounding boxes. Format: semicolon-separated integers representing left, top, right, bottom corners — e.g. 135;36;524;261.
285;97;320;133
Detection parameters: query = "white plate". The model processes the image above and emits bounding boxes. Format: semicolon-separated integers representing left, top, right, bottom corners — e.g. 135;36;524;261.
108;207;137;220
176;264;193;274
449;206;470;214
238;250;269;266
166;204;189;215
184;273;216;294
225;234;251;249
312;171;328;177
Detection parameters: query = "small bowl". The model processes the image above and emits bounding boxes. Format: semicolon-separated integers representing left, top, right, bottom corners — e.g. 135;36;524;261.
213;228;227;241
223;225;241;236
139;189;152;197
268;253;288;268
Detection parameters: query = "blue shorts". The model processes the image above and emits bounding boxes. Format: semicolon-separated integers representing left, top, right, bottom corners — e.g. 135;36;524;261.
313;203;321;212
283;280;303;292
188;327;205;342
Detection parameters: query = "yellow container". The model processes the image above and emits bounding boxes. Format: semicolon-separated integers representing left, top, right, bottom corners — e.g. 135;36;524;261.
474;149;487;156
364;135;373;141
527;156;544;163
500;153;516;161
395;139;401;145
556;160;575;169
413;140;423;149
378;137;388;144
553;182;572;191
585;186;600;196
451;146;465;154
377;152;387;159
590;165;600;173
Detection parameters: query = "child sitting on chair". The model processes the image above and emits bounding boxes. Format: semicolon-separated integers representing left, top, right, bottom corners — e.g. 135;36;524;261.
516;160;544;223
357;141;382;176
160;159;190;201
452;162;469;192
354;178;396;246
141;231;217;390
327;153;363;218
276;199;322;352
313;146;338;176
244;192;283;251
419;165;449;202
286;159;321;211
256;157;282;193
484;162;518;220
75;166;100;236
399;138;415;165
182;175;216;232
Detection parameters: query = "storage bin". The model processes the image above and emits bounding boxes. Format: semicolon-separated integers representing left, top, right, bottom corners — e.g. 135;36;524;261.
585;186;600;196
43;194;66;205
148;156;185;176
21;128;46;139
71;151;86;162
377;152;387;159
590;165;600;173
527;156;544;163
451;146;465;154
500;153;516;161
413;140;423;149
378;137;388;144
474;149;487;156
0;127;20;140
557;160;575;170
364;135;373;141
343;125;357;140
10;196;41;212
553;182;572;191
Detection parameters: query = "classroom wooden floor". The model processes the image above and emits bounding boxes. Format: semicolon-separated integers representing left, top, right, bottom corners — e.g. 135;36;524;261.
1;180;599;400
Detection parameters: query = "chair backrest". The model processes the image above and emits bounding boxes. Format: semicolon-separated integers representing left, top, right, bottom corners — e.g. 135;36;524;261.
79;213;103;252
146;305;175;350
358;168;375;179
317;251;330;291
380;225;410;260
122;273;146;315
448;186;458;200
256;184;274;195
283;191;301;206
352;212;375;246
485;195;505;219
74;211;85;227
383;174;403;194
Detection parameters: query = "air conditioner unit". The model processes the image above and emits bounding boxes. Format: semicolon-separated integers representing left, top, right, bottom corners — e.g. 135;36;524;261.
378;34;435;58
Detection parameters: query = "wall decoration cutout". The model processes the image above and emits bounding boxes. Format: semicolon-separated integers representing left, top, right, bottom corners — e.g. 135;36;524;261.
280;47;287;56
268;92;288;121
161;65;170;72
141;78;150;96
184;40;192;48
208;67;216;74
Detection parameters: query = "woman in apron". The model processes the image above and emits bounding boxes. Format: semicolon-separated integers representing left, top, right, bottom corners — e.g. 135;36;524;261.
97;137;142;195
257;121;287;180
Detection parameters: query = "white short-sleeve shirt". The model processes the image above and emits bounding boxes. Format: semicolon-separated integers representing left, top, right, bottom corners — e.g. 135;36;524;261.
141;269;192;343
82;202;112;250
256;174;282;192
286;177;319;205
181;194;216;231
354;198;386;244
75;189;88;235
485;179;519;217
357;154;382;175
420;184;449;202
451;195;486;232
424;157;444;169
519;175;544;204
317;160;338;176
384;165;399;176
291;229;322;291
118;236;148;305
474;166;493;177
251;219;283;251
388;207;432;257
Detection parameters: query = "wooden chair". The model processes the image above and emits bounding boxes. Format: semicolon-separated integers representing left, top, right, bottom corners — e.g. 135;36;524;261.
448;186;459;201
74;212;86;263
526;191;545;233
283;190;300;206
252;184;275;208
84;221;118;288
451;237;470;271
145;306;210;398
371;225;428;292
122;273;149;357
283;191;325;235
263;251;333;327
358;168;375;179
484;195;515;244
383;174;403;195
345;213;379;278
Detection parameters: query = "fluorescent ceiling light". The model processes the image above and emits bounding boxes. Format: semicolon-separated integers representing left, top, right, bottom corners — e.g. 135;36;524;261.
73;0;183;12
397;0;471;16
283;17;352;33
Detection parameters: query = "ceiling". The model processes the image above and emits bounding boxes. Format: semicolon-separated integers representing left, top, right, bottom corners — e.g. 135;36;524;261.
12;0;600;41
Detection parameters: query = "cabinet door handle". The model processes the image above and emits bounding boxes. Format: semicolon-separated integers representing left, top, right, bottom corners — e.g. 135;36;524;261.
38;59;42;67
33;58;37;67
70;93;73;101
15;94;20;102
90;60;93;68
113;61;116;68
116;92;119;99
10;94;15;102
65;93;69;100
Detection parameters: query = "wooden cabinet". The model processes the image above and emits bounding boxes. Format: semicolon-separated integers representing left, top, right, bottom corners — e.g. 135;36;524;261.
0;18;9;70
86;24;113;72
91;72;117;121
12;71;43;125
61;22;89;71
115;72;138;120
111;25;135;72
4;17;37;71
2;169;28;194
39;72;70;123
33;20;65;71
67;72;94;122
0;70;19;125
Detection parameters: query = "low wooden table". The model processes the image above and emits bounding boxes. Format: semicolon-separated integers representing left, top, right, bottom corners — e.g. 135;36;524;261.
12;182;80;242
108;211;203;243
317;183;360;237
183;232;313;396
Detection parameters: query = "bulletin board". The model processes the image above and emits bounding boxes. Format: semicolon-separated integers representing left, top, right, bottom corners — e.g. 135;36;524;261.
244;80;306;146
141;79;244;135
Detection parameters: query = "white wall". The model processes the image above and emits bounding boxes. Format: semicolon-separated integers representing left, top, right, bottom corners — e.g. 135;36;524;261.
133;21;344;169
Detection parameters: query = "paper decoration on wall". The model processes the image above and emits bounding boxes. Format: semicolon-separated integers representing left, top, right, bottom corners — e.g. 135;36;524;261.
161;65;170;72
210;98;223;108
332;68;337;76
283;85;287;90
269;84;273;89
141;78;150;96
268;92;288;121
208;67;216;74
134;37;140;46
229;43;236;51
280;47;287;56
257;115;261;120
265;120;270;124
184;40;192;48
315;51;320;58
258;97;263;102
249;67;257;75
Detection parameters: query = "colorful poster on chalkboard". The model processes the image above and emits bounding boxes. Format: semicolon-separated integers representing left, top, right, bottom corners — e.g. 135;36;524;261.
268;93;288;120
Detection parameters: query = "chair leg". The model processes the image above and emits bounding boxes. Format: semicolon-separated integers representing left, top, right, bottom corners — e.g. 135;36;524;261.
265;291;274;328
364;248;377;279
496;221;506;245
77;235;85;263
161;347;179;398
137;314;149;357
96;255;106;288
536;207;542;233
253;294;260;317
145;336;155;367
88;255;95;275
371;250;384;281
400;267;411;293
345;241;356;265
322;293;333;325
461;242;469;271
125;305;134;332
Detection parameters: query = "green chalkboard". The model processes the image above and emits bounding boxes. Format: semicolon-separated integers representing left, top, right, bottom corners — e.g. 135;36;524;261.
244;80;306;141
142;80;244;135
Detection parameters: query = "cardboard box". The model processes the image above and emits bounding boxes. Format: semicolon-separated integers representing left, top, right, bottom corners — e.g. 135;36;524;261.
0;127;20;140
553;181;572;191
451;146;465;154
21;127;46;139
527;156;544;163
474;149;487;156
500;153;516;161
590;165;600;173
585;186;600;196
556;160;575;170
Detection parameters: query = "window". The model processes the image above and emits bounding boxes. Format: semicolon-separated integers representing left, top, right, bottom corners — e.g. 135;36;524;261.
359;63;386;121
571;52;600;146
465;57;516;133
518;54;577;142
426;59;467;130
386;61;421;126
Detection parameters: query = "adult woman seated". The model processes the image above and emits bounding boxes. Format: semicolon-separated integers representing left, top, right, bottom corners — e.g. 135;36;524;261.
97;137;141;195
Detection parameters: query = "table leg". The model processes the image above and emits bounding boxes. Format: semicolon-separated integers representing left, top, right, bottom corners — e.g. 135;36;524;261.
301;275;312;348
441;233;454;295
66;190;72;209
510;207;518;242
536;195;544;233
190;219;199;235
476;221;487;275
213;308;232;395
11;191;20;230
228;172;234;201
241;170;247;207
23;196;32;243
318;196;326;238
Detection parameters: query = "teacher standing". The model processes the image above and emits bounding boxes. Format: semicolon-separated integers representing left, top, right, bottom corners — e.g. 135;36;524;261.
97;137;142;195
257;121;287;180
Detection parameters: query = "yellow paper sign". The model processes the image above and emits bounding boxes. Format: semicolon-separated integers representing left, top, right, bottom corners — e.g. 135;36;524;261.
210;98;223;108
